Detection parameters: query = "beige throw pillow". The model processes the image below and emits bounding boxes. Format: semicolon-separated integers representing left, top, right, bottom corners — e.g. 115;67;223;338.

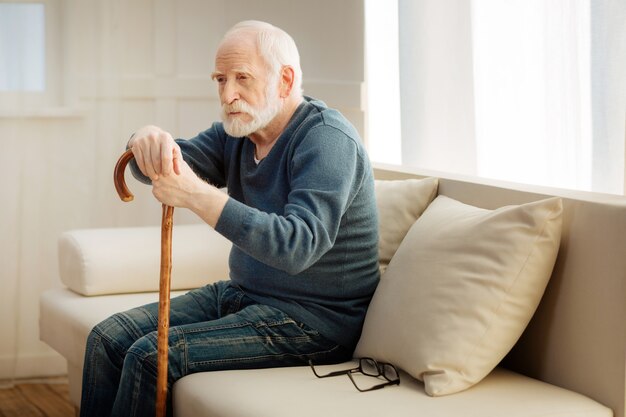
375;178;438;274
356;195;563;396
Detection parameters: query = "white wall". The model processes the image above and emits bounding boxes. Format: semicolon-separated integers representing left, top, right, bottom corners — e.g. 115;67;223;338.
0;0;364;379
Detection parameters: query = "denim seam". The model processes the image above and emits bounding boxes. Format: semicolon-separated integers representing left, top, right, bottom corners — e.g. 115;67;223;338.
176;326;190;376
128;361;144;417
179;316;300;336
189;334;314;345
83;333;102;415
182;319;256;334
189;343;342;367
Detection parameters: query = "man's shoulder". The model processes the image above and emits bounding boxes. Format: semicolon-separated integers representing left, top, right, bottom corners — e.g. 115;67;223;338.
301;96;349;127
297;96;361;144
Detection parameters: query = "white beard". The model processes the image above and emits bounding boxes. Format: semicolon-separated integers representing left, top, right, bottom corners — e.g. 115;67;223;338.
221;80;282;138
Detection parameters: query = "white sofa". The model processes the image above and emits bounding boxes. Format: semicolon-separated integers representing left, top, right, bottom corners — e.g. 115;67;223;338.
40;165;626;417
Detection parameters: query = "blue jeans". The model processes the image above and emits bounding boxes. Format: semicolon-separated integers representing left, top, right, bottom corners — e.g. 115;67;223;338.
80;281;350;417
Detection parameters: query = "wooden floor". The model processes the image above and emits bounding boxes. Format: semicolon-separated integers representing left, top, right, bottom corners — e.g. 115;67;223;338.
0;378;74;417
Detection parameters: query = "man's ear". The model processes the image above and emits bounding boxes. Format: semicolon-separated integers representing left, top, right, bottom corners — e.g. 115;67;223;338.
279;66;295;98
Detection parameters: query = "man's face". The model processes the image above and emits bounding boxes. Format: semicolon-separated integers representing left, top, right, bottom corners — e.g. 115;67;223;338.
212;35;281;138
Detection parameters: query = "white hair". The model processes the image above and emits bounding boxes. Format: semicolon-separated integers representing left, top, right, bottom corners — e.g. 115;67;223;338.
223;20;303;98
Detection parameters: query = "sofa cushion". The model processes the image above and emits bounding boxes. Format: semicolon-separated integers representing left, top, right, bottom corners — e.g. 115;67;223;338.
39;287;188;406
58;224;231;296
173;364;610;417
39;288;188;368
375;178;438;273
355;195;563;396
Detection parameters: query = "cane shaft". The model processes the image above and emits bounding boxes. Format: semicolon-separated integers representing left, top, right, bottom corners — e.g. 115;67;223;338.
156;204;174;417
114;149;174;417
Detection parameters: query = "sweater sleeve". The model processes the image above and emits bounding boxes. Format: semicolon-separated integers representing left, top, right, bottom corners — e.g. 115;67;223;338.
176;123;228;188
214;125;366;275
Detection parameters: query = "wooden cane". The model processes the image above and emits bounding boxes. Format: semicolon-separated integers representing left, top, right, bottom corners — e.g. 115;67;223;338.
114;149;173;417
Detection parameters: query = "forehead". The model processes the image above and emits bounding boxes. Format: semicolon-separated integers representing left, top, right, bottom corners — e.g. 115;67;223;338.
214;34;265;75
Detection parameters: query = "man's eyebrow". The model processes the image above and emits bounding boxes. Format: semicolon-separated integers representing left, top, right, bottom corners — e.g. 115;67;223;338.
211;68;256;80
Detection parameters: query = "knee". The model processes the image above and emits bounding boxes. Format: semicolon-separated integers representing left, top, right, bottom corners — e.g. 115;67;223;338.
125;331;183;383
83;315;131;373
85;314;118;353
92;312;125;337
89;312;141;355
125;332;159;372
129;331;158;354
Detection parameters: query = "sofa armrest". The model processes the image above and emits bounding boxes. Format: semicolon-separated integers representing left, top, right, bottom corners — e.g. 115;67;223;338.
59;224;231;296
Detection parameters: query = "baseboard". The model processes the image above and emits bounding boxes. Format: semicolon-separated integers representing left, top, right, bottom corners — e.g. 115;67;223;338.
0;351;67;380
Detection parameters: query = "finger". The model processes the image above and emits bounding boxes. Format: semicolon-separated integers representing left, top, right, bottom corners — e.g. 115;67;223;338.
172;145;182;176
149;138;162;177
161;140;174;176
142;144;158;180
131;145;149;177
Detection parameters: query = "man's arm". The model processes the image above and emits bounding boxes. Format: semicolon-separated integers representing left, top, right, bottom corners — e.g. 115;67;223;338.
126;124;228;228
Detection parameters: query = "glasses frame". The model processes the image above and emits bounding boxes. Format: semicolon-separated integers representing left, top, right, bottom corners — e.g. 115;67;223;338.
309;357;400;392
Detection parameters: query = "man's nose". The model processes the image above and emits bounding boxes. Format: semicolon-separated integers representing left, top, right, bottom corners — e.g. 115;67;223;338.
221;79;240;104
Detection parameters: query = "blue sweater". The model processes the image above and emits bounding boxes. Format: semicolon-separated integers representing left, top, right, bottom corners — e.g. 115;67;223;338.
135;97;380;349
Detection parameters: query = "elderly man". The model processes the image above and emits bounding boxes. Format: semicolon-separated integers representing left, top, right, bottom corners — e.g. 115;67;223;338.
80;20;379;417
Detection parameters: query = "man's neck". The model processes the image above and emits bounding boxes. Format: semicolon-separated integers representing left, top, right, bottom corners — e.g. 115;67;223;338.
249;96;303;160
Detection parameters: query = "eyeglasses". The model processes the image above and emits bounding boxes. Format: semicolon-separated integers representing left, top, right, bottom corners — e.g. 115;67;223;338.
309;358;400;392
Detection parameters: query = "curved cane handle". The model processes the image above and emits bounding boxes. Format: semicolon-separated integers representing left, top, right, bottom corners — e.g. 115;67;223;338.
114;149;135;202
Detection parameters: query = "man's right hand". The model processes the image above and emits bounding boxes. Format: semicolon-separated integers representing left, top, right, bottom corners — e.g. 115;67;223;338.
128;125;182;181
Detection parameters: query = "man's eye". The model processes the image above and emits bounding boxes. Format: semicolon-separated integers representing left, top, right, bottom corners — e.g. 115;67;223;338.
237;74;249;81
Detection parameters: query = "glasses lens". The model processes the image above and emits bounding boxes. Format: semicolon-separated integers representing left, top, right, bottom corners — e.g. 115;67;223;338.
382;363;399;381
360;358;380;376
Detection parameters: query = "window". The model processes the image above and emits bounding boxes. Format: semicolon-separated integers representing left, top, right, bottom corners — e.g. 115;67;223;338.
0;0;61;111
0;3;46;91
364;0;401;165
365;0;626;195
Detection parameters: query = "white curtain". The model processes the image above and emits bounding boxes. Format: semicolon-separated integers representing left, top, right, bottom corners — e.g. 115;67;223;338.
388;0;626;194
0;2;45;388
396;0;478;176
471;0;593;191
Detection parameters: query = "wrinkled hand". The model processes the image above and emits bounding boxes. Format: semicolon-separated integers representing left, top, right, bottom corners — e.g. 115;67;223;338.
151;158;205;209
153;158;229;227
128;125;183;181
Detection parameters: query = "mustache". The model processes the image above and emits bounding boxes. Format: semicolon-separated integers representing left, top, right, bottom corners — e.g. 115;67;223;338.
222;100;255;115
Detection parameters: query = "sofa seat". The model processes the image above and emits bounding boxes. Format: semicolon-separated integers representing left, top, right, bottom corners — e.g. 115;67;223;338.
40;289;611;417
174;365;611;417
39;287;188;404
